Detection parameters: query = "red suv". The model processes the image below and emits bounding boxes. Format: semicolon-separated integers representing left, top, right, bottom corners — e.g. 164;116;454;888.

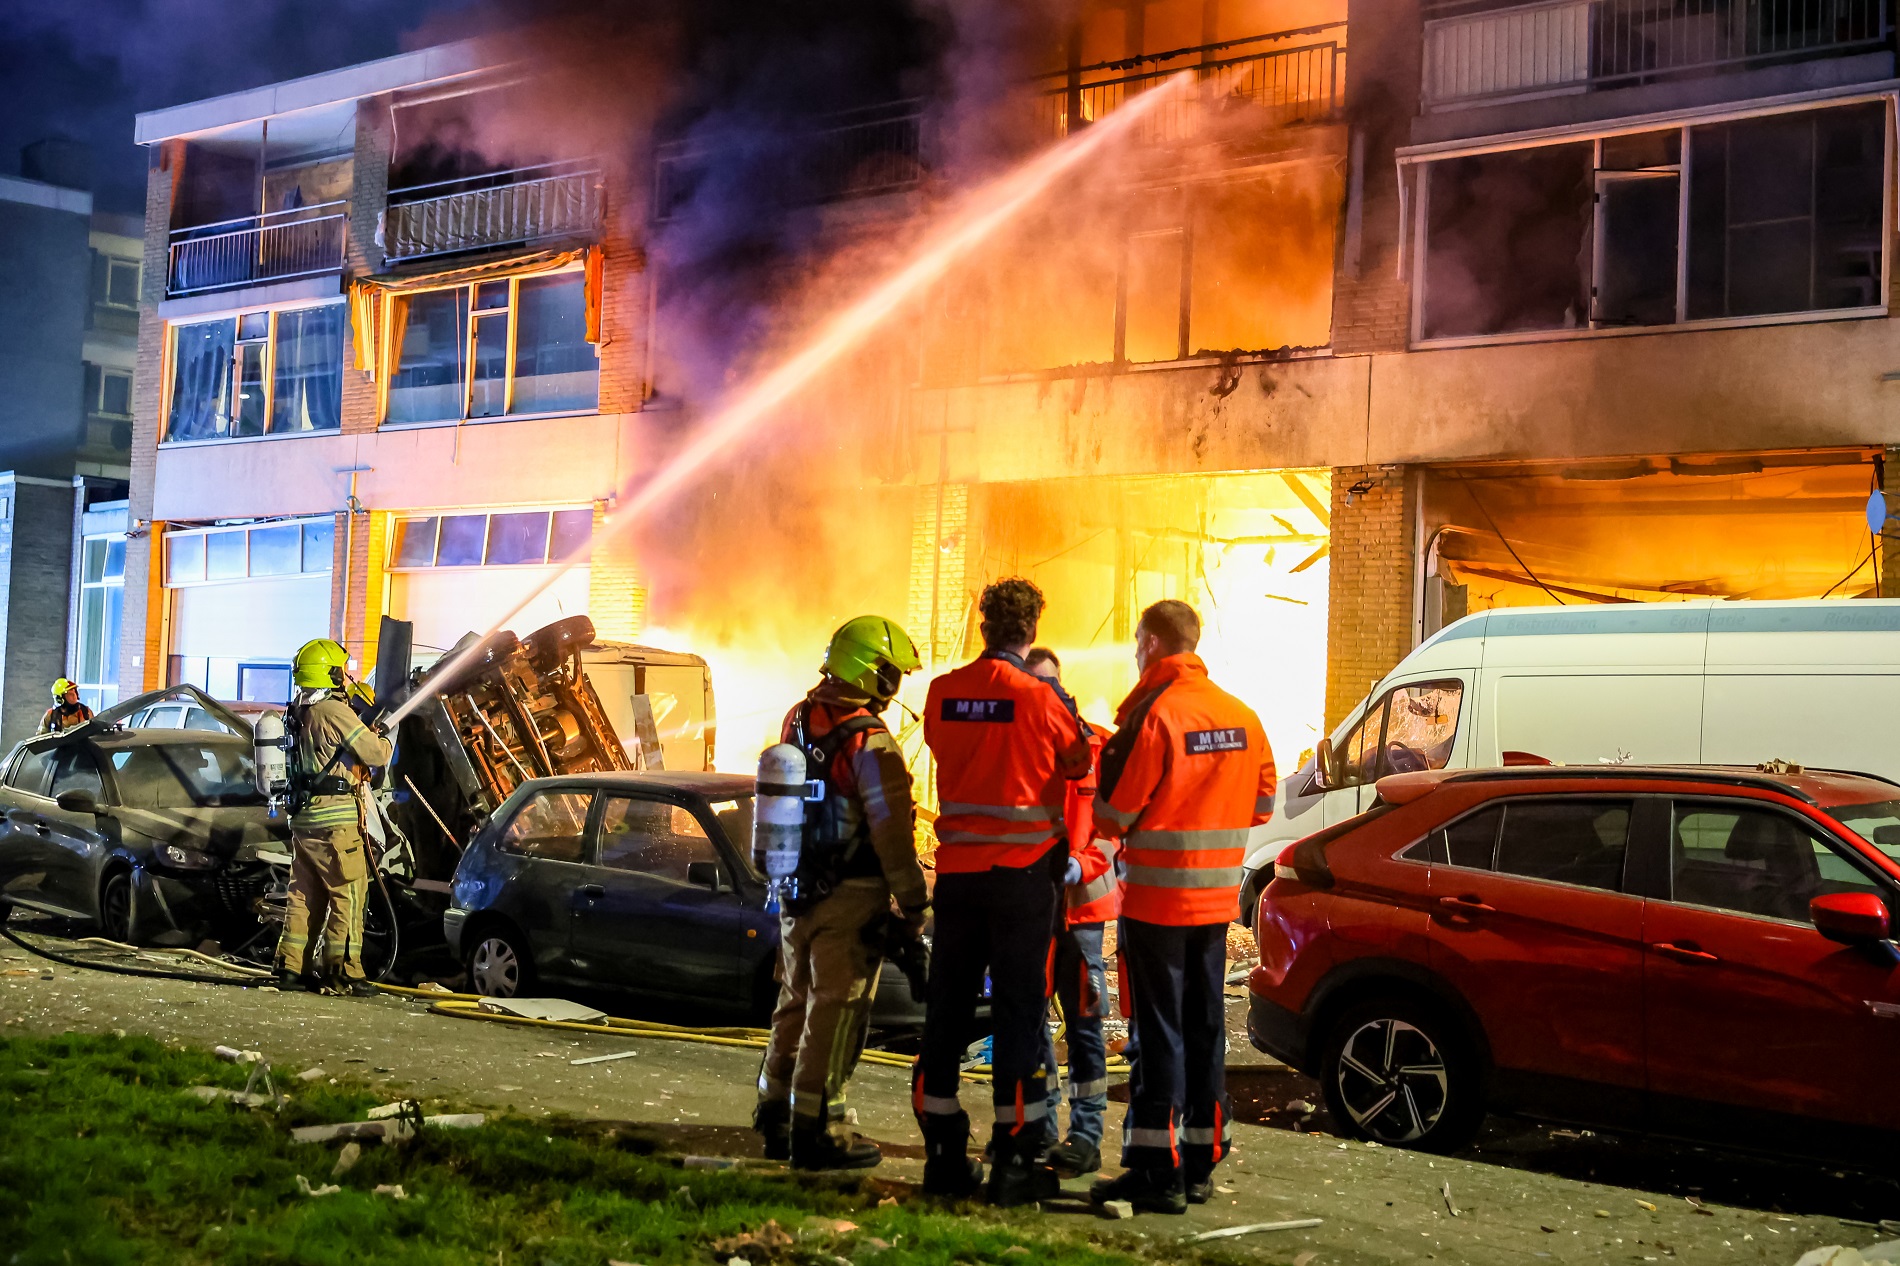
1247;765;1900;1163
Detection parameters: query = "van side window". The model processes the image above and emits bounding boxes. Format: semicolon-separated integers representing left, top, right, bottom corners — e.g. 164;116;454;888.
1334;680;1465;789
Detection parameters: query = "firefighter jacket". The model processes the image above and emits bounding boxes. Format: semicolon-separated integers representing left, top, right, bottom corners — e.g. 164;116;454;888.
290;693;392;832
923;650;1090;874
779;679;929;917
37;702;92;735
1093;653;1276;926
1064;730;1119;925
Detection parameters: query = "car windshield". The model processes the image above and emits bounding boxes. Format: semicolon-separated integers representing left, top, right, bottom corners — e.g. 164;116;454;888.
1826;798;1900;865
709;796;759;876
107;743;261;808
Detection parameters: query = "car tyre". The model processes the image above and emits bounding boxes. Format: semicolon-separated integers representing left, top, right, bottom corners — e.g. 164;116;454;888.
466;925;534;998
1318;993;1483;1154
98;869;134;944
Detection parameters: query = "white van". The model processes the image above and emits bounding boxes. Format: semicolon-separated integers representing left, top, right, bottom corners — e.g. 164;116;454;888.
1237;599;1900;924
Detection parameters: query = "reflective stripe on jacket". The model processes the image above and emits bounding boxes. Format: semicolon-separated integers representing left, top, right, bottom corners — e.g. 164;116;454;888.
923;653;1089;873
1064;732;1119;924
1092;653;1276;926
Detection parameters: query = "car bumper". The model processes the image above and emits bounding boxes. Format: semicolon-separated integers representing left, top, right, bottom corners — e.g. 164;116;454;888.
1246;990;1307;1071
443;908;469;959
132;862;273;946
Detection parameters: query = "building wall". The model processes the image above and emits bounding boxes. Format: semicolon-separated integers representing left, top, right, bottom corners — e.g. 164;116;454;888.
0;181;92;479
0;477;79;745
120;148;176;694
1323;464;1413;731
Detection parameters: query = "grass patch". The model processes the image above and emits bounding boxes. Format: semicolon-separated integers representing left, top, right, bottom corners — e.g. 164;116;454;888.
0;1034;1228;1266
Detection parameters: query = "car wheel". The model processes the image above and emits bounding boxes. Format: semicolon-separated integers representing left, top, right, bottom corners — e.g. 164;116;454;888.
98;870;134;944
466;926;533;998
1318;994;1483;1153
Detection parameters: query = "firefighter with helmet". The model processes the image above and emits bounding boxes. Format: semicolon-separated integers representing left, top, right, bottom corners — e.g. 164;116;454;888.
754;615;930;1170
273;638;392;996
38;679;92;734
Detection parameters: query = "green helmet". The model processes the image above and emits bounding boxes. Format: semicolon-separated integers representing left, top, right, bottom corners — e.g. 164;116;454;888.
823;615;921;703
293;638;350;690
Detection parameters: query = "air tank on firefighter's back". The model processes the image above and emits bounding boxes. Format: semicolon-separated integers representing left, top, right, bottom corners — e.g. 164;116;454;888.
252;711;291;810
754;743;806;914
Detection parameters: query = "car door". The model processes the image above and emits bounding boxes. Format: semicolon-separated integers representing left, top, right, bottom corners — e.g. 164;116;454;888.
1643;797;1900;1136
41;745;113;914
568;793;750;1001
487;787;596;979
1326;681;1466;820
0;745;62;909
1421;795;1649;1120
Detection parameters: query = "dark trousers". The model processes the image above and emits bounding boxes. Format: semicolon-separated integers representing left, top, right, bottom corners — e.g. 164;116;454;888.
914;852;1060;1150
1119;917;1232;1175
1040;921;1109;1145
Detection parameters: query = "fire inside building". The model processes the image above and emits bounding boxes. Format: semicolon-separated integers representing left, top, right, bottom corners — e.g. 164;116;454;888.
117;0;1900;789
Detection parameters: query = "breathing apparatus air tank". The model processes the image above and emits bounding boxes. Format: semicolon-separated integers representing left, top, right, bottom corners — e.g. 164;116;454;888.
253;711;292;813
753;743;808;914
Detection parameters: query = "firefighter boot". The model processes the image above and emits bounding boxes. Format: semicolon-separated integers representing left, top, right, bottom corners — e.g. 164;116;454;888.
986;1127;1060;1208
1089;1166;1189;1215
1185;1161;1215;1205
791;1120;882;1171
752;1100;791;1162
920;1112;984;1198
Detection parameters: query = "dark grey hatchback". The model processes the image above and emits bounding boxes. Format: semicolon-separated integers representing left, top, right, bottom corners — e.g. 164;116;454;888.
444;772;926;1028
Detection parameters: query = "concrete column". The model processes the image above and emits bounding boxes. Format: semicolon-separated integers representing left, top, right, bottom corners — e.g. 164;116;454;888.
1325;464;1417;731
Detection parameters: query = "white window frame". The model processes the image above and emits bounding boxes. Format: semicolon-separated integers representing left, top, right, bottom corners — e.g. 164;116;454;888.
103;257;141;310
89;366;134;419
1401;88;1897;350
159;298;346;446
163;517;336;587
385;505;595;572
74;531;126;712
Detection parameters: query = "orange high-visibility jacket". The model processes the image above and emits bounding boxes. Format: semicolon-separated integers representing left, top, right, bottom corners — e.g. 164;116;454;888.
1065;731;1120;925
924;653;1089;873
1093;653;1276;926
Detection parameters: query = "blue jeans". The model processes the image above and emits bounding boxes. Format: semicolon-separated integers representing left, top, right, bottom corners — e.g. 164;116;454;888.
1040;922;1109;1147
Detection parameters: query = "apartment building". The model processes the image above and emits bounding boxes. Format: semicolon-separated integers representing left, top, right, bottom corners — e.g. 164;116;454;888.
124;0;1900;772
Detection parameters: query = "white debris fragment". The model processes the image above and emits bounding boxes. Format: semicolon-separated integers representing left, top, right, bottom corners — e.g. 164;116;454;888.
296;1067;326;1083
295;1175;340;1198
330;1142;362;1178
1102;1200;1136;1220
373;1184;409;1200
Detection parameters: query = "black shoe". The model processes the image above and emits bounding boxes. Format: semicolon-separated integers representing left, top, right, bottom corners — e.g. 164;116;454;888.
1089;1167;1188;1215
987;1150;1060;1208
271;969;303;992
1185;1177;1213;1205
1048;1137;1101;1176
790;1123;881;1171
753;1100;791;1162
920;1110;983;1198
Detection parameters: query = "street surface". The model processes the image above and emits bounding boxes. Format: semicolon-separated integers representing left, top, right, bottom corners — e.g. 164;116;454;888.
4;949;1896;1265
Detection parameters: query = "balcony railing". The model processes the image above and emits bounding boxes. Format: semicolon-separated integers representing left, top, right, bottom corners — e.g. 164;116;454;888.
166;201;347;297
1423;0;1892;110
1034;26;1347;143
654;100;924;221
385;160;604;263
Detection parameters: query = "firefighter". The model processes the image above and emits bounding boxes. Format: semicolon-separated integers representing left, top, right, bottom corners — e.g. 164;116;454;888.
273;638;392;997
1088;600;1275;1215
38;679;92;734
1021;647;1116;1176
755;616;931;1171
916;578;1090;1206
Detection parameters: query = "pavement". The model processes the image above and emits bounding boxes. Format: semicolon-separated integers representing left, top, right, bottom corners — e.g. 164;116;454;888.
4;940;1899;1265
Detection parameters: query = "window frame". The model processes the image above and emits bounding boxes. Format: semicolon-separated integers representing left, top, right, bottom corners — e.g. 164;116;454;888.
1663;794;1900;926
102;257;141;310
162;517;335;587
1321;676;1466;794
160;299;346;446
589;791;735;885
384;505;594;572
73;529;127;713
1401;793;1640;895
1406;92;1895;350
496;786;599;865
378;266;598;427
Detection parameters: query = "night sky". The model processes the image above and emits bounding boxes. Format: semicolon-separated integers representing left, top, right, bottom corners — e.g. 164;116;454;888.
0;0;489;214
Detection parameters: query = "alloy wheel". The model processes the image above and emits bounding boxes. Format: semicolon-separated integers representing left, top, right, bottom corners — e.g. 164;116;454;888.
99;873;133;943
469;936;522;997
1333;1016;1450;1143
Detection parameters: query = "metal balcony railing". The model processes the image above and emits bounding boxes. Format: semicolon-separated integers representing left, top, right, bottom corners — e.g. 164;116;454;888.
1034;26;1347;142
166;201;347;297
1423;0;1892;110
654;100;924;221
385;160;604;262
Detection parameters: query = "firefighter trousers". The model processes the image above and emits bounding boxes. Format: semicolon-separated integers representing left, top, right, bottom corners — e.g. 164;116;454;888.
275;821;368;983
757;877;888;1131
913;850;1060;1153
1039;921;1109;1146
1118;917;1232;1176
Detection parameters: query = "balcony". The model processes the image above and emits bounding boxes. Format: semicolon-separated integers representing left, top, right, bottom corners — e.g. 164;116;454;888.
1423;0;1892;111
384;159;604;263
654;100;924;221
166;202;347;297
1034;26;1347;144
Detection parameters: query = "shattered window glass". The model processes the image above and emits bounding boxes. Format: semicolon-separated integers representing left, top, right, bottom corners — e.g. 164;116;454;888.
499;790;591;863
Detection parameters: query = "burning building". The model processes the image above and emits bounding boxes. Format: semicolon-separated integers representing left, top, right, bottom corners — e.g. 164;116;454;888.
119;0;1900;792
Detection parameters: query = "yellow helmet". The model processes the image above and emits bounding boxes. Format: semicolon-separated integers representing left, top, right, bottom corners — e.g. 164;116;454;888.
292;638;350;690
823;615;921;703
52;678;77;700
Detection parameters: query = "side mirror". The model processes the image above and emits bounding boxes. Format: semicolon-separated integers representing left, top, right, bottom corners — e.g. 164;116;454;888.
1314;738;1338;791
56;789;99;815
686;860;726;893
1811;891;1890;945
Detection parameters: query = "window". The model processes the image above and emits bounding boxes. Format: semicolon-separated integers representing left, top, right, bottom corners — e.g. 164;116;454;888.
499;790;592;862
1828;799;1900;865
387;507;593;569
165;520;334;585
1672;802;1890;923
83;365;134;418
74;532;125;713
48;748;104;802
1417;102;1888;342
1330;680;1465;790
106;743;258;809
165;305;343;441
1495;799;1631;891
385;272;598;423
596;796;718;882
237;664;291;705
99;257;140;309
8;749;55;798
1407;805;1503;868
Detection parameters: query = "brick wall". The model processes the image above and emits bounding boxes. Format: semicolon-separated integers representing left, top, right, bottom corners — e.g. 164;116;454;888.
1325;464;1417;731
1333;0;1421;356
119;143;178;694
349;98;390;278
587;500;647;641
1883;449;1900;598
906;482;969;670
597;211;649;414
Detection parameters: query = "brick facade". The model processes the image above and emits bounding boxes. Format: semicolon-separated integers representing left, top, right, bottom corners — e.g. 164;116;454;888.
1883;448;1900;598
120;144;179;694
1330;0;1420;356
586;500;647;641
1325;464;1416;731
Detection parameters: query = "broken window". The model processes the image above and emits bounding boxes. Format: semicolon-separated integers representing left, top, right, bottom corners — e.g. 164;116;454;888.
1123;229;1187;362
165;304;342;442
1189;168;1340;354
386;272;598;423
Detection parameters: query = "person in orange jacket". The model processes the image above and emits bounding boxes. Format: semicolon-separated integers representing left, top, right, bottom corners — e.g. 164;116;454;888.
1024;647;1116;1177
1087;599;1275;1215
916;578;1091;1206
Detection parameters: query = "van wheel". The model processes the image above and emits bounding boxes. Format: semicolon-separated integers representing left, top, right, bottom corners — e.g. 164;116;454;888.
466;925;534;998
1318;994;1483;1153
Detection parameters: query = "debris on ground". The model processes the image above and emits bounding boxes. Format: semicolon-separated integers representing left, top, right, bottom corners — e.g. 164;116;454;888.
684;1156;737;1170
1637;1200;1658;1211
213;1045;262;1064
476;997;609;1024
182;1085;275;1109
711;1219;794;1262
572;1049;640;1066
1101;1200;1135;1220
330;1142;361;1178
295;1175;340;1198
373;1184;409;1200
290;1119;416;1144
425;1113;484;1129
1183;1219;1324;1244
415;981;453;994
1443;1181;1460;1217
367;1100;421;1120
296;1066;325;1082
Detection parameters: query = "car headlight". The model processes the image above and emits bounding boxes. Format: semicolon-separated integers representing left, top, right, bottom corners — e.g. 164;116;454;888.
157;844;218;870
